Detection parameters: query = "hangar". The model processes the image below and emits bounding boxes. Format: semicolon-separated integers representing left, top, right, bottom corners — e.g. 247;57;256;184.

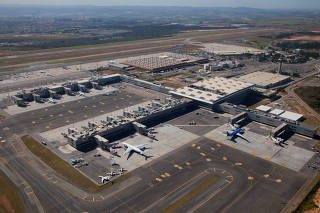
119;52;207;72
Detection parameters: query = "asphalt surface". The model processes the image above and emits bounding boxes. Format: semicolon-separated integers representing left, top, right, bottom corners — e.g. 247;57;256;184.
0;85;318;213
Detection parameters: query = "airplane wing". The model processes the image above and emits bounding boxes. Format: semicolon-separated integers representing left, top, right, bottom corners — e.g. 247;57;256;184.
135;144;145;148
230;134;237;142
127;150;135;160
236;133;250;142
123;147;132;156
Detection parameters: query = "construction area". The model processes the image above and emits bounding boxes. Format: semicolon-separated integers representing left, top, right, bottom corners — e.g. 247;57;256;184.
201;42;265;55
118;52;207;72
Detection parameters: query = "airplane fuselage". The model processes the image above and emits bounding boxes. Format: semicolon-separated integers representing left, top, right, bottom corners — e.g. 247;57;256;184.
227;128;243;137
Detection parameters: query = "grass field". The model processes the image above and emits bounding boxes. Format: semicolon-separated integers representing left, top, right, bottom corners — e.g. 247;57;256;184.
162;175;220;213
295;86;320;113
0;172;25;213
21;135;130;193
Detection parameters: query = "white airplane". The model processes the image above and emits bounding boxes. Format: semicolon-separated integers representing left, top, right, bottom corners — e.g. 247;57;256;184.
99;175;111;183
48;98;57;104
122;142;151;160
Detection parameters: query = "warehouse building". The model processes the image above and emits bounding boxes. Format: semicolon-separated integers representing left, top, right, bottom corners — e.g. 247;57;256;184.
170;77;253;108
120;52;207;72
238;71;291;88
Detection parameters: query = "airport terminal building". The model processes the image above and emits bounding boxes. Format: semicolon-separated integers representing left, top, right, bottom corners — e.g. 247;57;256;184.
170;77;254;108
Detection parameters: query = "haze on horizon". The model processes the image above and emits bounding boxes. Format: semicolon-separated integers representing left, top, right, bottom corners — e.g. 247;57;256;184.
1;0;320;10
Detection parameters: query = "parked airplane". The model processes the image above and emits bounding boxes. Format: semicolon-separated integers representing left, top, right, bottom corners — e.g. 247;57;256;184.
98;175;111;183
226;128;250;142
48;98;57;104
122;142;152;160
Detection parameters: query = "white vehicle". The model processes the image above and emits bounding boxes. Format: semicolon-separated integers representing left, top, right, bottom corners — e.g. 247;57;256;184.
270;136;284;146
118;168;126;175
48;98;57;104
122;142;151;160
106;171;117;176
79;92;86;97
103;91;115;96
99;175;111;183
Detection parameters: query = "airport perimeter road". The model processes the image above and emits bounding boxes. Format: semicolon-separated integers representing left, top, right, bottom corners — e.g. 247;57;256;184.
285;69;320;122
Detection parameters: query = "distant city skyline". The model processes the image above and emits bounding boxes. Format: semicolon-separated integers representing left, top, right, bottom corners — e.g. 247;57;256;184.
1;0;320;10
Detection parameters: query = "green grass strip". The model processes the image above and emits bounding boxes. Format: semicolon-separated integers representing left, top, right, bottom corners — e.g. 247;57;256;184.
21;135;130;193
162;175;220;213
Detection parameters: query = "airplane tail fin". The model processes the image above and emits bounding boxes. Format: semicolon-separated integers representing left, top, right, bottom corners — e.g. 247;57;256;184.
145;155;153;160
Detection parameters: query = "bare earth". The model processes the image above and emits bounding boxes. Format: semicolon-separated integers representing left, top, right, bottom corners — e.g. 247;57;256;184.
0;195;15;213
284;36;320;41
304;188;320;213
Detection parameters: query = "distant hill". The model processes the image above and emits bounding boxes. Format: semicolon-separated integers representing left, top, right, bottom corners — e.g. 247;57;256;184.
0;5;319;21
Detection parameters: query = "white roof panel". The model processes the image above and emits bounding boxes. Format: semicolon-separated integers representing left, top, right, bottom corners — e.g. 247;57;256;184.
280;111;303;121
270;109;285;115
256;105;272;112
238;71;290;87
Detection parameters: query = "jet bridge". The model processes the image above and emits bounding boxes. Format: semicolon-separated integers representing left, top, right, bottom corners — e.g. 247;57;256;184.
94;135;110;150
271;123;288;138
229;112;247;126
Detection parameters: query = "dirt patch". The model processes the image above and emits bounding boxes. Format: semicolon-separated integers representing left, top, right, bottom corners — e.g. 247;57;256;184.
0;195;15;213
304;188;320;213
161;79;185;89
97;70;117;75
0;50;28;57
284;36;320;41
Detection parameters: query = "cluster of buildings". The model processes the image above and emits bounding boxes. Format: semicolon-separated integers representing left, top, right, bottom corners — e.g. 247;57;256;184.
11;75;121;107
255;105;304;122
61;98;189;150
202;60;242;72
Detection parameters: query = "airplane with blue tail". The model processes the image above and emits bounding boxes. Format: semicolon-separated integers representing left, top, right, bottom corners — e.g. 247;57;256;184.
226;127;250;142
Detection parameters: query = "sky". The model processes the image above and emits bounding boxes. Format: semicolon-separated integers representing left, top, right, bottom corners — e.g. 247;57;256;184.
1;0;320;9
